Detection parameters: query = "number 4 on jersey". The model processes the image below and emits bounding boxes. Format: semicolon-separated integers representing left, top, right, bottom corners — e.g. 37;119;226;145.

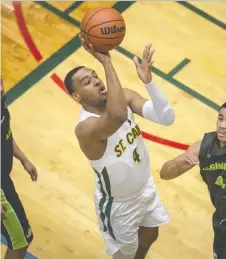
133;148;141;163
215;176;226;189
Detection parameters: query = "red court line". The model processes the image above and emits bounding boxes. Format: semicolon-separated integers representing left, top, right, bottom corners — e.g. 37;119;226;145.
141;131;189;150
13;2;43;61
13;2;189;151
51;73;68;92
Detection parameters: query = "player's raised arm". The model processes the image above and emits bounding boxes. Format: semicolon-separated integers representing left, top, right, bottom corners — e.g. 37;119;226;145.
159;141;201;180
125;43;175;126
73;36;127;142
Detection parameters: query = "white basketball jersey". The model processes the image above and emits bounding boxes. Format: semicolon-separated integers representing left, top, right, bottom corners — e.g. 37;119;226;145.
78;107;152;199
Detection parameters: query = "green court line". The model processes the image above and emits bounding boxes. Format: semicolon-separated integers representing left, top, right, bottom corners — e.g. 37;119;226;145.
64;1;83;15
37;1;135;23
6;35;80;105
167;58;191;77
113;1;135;13
7;1;220;112
178;1;226;31
37;1;80;27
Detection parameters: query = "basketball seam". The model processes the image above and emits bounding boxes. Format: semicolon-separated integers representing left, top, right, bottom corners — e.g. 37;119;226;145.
82;30;125;40
88;20;125;33
83;8;112;31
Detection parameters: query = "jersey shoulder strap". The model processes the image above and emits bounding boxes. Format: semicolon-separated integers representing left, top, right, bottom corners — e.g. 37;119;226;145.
199;131;217;161
76;108;100;126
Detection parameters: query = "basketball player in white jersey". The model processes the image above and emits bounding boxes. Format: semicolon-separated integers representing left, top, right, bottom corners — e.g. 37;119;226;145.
64;37;175;259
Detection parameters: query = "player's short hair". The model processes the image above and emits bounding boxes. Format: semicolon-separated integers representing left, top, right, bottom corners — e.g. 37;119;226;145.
219;102;226;111
64;66;84;94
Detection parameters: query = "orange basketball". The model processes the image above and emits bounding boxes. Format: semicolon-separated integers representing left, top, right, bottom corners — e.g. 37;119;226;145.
81;7;126;53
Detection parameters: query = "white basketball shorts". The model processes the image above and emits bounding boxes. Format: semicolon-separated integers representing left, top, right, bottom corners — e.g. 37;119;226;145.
94;176;169;256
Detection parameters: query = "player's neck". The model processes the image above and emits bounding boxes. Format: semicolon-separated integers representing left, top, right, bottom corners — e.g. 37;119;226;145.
82;104;106;115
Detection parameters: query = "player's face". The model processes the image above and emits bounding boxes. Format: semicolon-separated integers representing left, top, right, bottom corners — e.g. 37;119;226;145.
217;108;226;144
73;67;107;107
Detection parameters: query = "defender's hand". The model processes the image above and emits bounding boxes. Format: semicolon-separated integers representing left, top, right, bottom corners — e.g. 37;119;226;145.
1;203;6;221
184;153;200;166
22;160;38;182
133;43;155;84
79;34;111;65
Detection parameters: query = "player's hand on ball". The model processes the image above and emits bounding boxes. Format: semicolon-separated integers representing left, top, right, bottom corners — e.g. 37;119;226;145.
133;43;155;84
185;153;200;166
79;34;110;65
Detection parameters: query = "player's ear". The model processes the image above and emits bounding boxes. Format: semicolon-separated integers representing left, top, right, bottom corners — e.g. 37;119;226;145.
72;92;81;103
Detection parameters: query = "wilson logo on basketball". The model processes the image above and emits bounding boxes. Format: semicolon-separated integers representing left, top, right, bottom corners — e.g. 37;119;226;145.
100;26;125;36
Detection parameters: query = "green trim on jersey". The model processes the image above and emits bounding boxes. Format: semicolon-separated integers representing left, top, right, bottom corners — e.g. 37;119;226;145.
94;168;107;196
101;167;111;197
1;189;28;250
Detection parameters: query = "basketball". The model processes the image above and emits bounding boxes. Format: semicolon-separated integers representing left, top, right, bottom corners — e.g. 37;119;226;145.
81;7;126;53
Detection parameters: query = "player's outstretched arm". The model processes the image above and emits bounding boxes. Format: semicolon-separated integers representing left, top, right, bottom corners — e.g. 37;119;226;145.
129;43;175;126
77;37;128;142
160;141;201;180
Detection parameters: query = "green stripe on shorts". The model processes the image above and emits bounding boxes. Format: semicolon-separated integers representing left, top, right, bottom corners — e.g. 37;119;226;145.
93;167;115;238
99;196;107;232
1;189;28;250
105;197;115;240
93;168;108;231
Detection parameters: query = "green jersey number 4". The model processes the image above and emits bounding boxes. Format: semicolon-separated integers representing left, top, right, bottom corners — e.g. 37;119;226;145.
133;148;141;163
215;176;226;189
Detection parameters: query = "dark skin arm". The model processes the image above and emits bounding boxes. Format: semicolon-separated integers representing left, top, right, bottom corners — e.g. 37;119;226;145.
117;43;155;117
124;42;175;126
76;60;128;142
160;141;201;180
76;38;127;146
124;88;147;117
77;42;157;146
1;79;37;182
123;43;154;117
13;138;38;181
